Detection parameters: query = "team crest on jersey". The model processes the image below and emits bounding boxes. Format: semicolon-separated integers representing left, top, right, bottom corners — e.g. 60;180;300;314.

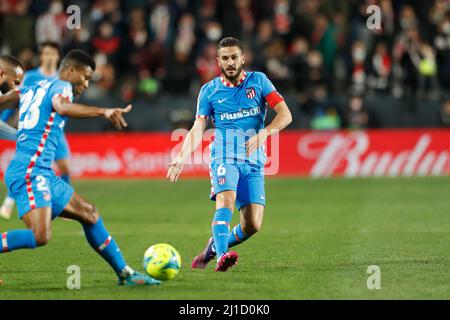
43;192;51;201
218;177;226;185
246;87;256;99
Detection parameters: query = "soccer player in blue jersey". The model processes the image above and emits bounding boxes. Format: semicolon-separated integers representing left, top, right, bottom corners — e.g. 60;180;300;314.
1;42;73;220
0;50;160;286
167;37;292;272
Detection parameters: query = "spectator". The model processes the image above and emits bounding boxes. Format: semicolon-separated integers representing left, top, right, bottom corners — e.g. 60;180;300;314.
367;41;392;93
308;86;341;130
2;0;34;54
273;0;292;37
349;40;368;96
264;37;290;89
433;13;450;90
288;36;310;94
345;94;369;129
64;25;92;54
311;13;337;76
250;20;274;72
392;28;422;97
92;20;121;64
123;7;149;74
222;0;255;42
440;98;450;126
305;50;330;91
139;41;167;80
165;41;195;95
148;0;178;47
35;0;67;45
196;42;221;85
417;43;439;100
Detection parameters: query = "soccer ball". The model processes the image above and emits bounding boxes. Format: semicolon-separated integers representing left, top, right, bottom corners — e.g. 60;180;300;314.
143;243;181;281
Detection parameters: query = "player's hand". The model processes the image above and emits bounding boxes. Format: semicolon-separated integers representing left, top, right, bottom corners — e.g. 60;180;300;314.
167;158;184;182
104;104;132;130
246;130;268;157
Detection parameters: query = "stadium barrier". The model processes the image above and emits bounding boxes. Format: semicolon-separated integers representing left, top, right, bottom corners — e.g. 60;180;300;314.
0;129;449;179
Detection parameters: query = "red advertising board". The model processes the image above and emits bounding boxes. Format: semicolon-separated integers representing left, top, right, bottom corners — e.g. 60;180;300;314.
0;129;449;178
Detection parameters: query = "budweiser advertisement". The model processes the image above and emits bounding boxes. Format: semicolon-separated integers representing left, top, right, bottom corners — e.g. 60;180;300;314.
0;129;449;179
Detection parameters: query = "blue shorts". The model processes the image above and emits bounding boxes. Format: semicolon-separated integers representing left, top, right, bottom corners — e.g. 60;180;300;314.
54;133;71;161
209;162;265;211
5;161;74;219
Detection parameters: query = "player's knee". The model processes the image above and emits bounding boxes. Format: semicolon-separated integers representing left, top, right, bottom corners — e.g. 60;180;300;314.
33;228;51;246
220;202;234;212
216;195;235;211
242;218;262;235
82;204;100;225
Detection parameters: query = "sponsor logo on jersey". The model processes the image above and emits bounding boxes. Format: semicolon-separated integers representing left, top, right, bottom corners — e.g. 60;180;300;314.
219;106;261;121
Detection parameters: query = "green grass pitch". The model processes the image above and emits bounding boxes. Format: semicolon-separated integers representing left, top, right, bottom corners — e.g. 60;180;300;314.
0;177;449;299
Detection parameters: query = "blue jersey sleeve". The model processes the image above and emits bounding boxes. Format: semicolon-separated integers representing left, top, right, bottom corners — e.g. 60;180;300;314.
258;72;284;108
258;72;277;97
195;84;212;119
22;71;35;88
50;80;73;103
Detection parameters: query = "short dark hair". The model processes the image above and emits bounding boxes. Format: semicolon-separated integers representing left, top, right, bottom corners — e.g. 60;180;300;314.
217;37;242;51
0;54;24;70
60;49;96;71
39;41;61;56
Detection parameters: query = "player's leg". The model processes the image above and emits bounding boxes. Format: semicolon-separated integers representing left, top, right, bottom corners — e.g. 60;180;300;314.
0;191;15;220
59;192;160;285
213;189;236;258
213;190;239;272
192;163;239;271
0;207;51;253
228;163;265;247
203;165;266;252
228;203;264;248
1;166;55;253
54;133;71;184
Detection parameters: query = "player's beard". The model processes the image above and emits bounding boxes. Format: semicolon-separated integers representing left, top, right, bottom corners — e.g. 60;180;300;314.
221;65;243;83
0;81;11;94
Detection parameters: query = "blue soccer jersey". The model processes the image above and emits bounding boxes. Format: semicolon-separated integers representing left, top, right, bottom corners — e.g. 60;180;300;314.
23;67;57;88
197;71;284;210
1;68;56;123
196;71;284;167
11;78;72;169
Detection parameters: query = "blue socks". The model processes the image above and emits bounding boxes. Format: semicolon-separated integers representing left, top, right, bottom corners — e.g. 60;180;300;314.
0;230;36;253
211;208;233;259
82;217;127;277
228;224;249;248
206;223;250;260
61;175;71;184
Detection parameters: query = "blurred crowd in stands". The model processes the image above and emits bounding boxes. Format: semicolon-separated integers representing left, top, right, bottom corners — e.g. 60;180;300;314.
0;0;449;130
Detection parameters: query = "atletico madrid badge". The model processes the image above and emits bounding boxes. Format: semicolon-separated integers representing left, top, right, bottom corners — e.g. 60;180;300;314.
218;177;226;185
246;87;256;99
43;192;51;201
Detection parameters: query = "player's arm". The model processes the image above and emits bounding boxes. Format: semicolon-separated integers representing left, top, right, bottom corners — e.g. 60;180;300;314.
167;117;207;182
0;89;20;110
246;100;292;156
52;96;132;130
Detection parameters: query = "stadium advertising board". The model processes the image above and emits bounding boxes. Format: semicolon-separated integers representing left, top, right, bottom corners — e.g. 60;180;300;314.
0;129;449;178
